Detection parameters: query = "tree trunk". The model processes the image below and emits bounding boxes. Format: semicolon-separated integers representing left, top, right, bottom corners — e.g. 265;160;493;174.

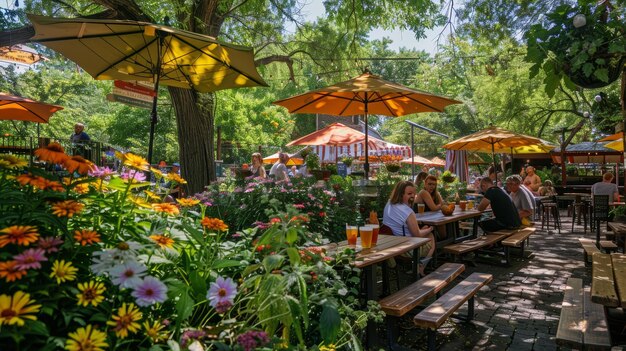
169;87;215;195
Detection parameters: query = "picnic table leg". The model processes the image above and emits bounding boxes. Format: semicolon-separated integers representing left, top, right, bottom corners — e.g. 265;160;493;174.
381;261;390;296
364;265;379;349
412;248;419;281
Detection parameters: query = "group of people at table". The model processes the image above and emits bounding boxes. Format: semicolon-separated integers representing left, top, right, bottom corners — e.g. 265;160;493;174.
380;166;621;274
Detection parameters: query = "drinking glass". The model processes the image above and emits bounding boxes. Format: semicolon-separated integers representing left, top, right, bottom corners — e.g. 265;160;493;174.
346;225;358;246
459;200;467;211
368;224;380;245
417;203;425;213
360;226;373;249
467;200;475;210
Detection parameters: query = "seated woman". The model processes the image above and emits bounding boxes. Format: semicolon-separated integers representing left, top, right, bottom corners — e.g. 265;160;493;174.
538;180;557;197
414;175;449;239
382;180;435;276
250;152;267;179
413;171;428;190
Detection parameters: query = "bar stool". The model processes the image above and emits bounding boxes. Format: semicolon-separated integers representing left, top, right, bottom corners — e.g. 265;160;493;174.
571;200;589;233
541;199;561;233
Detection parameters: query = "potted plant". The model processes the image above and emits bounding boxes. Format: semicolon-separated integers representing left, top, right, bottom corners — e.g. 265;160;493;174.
385;161;401;173
340;155;353;168
441;170;456;183
610;205;626;223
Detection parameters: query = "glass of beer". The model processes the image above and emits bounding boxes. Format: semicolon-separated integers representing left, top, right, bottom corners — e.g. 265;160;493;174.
417;203;425;213
467;200;475;210
459;200;467;211
368;224;380;246
346;225;358;246
360;226;373;249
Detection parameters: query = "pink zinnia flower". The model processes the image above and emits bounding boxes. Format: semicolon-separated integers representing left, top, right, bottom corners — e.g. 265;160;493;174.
120;170;146;182
110;261;147;288
89;166;114;178
14;248;47;270
132;276;168;306
207;276;237;312
37;236;64;254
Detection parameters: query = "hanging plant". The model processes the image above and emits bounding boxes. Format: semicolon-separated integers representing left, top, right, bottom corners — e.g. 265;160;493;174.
525;0;626;96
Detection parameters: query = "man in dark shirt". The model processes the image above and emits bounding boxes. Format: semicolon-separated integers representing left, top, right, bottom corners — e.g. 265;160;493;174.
477;177;521;232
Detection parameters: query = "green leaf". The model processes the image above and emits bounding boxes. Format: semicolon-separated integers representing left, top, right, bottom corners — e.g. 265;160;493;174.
543;74;560;98
189;270;207;297
594;68;609;82
582;62;594;78
286;247;301;266
176;289;195;321
262;254;285;272
320;301;341;344
286;227;298;244
23;320;49;336
211;259;242;269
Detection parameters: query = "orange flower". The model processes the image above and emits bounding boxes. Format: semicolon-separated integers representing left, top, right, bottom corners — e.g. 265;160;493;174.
73;230;101;246
50;200;84;218
0;225;39;248
34;142;69;164
149;235;175;249
0;261;27;282
176;198;200;207
64;155;95;175
123;153;149;171
200;217;228;232
151;203;180;215
42;178;65;192
73;182;90;194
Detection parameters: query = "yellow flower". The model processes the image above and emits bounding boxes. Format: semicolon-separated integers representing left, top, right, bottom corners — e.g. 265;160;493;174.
76;281;106;307
143;320;166;343
319;344;336;351
200;217;229;232
0;225;39;248
128;195;152;209
73;182;90;194
107;303;142;339
0;291;41;326
65;325;108;351
176;197;200;207
50;200;84;218
149;234;175;249
34;142;69;164
152;203;180;215
123;153;149;171
63;155;95;175
144;190;161;202
50;260;78;284
150;167;163;178
0;155;28;169
73;230;101;246
166;172;187;184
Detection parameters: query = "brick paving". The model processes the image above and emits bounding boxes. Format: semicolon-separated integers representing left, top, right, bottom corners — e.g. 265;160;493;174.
381;210;626;351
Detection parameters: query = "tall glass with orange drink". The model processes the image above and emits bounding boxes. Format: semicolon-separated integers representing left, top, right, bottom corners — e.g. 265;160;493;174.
346;225;358;246
368;224;380;245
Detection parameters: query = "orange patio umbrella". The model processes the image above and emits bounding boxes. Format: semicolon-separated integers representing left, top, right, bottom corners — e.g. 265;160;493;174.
430;156;446;167
0;93;63;123
400;155;436;166
262;152;304;166
273;71;461;179
598;131;623;142
286;122;387;148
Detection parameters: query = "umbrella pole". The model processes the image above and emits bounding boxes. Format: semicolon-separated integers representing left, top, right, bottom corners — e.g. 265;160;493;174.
492;143;497;183
147;36;163;166
364;100;369;180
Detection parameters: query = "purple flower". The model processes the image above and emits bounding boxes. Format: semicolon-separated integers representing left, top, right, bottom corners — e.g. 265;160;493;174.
293;204;305;209
207;276;237;311
203;201;213;207
14;248;47;270
132;276;168;306
110;261;147;288
37;236;63;254
180;329;206;347
89;166;114;178
237;330;270;351
121;170;146;182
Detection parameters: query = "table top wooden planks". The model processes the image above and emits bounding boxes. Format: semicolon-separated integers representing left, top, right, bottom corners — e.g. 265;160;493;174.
611;253;626;309
324;235;429;268
591;253;619;307
415;208;484;226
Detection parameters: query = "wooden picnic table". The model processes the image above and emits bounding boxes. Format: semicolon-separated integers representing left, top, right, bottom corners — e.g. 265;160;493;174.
324;235;430;348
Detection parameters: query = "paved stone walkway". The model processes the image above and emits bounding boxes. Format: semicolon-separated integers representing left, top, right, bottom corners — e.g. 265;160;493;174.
385;210;626;351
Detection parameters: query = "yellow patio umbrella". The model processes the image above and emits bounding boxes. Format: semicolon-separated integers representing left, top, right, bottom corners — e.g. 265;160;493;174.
442;126;547;181
273;71;461;179
28;14;267;164
605;139;624;151
262;152;304;166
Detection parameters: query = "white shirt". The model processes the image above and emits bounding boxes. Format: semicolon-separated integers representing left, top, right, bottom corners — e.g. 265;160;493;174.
382;202;414;236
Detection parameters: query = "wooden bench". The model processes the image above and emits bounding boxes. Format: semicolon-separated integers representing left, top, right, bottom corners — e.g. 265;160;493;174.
579;238;601;266
599;240;618;253
443;228;524;265
556;277;611;350
379;263;465;350
501;227;536;263
413;272;493;351
591;253;619;307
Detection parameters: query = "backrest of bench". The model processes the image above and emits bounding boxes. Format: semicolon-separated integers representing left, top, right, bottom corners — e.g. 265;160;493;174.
379;263;465;317
413;272;492;329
